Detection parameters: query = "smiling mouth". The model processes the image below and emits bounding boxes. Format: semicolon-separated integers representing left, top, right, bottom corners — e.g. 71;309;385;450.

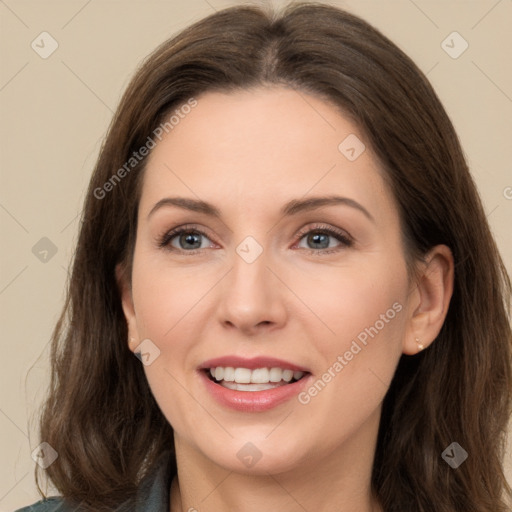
204;366;309;391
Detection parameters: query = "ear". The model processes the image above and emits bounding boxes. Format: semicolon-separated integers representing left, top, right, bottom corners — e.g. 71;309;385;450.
115;262;140;353
403;244;454;355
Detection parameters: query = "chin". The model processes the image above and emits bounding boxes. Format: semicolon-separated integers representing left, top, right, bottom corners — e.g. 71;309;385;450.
194;432;313;476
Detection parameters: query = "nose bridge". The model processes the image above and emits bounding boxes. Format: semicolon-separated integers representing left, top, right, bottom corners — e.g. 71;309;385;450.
216;233;287;332
229;236;271;303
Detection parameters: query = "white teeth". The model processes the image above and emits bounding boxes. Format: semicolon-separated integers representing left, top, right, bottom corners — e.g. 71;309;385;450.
214;367;224;381
210;366;235;381
208;366;305;385
269;367;283;382
223;367;235;382
221;381;287;392
293;370;304;380
282;369;294;382
251;368;270;384
234;368;252;384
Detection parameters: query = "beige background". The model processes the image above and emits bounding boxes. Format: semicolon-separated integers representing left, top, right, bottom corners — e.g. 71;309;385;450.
1;0;511;510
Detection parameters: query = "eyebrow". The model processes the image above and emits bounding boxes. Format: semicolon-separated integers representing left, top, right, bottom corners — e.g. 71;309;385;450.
147;195;374;222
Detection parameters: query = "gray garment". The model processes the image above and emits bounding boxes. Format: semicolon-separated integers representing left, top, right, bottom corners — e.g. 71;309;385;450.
14;451;175;512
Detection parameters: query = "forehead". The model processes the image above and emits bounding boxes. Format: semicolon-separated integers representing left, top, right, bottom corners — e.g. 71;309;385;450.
139;87;396;221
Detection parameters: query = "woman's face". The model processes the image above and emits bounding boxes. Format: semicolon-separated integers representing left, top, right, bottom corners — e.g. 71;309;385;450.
120;87;418;475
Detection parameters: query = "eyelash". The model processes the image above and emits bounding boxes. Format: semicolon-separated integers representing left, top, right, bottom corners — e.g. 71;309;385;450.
157;223;353;256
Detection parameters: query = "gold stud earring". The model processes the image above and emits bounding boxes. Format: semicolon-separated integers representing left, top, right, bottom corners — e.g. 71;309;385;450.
415;337;424;352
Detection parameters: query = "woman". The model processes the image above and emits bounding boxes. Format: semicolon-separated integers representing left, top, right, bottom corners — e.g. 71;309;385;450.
17;1;512;511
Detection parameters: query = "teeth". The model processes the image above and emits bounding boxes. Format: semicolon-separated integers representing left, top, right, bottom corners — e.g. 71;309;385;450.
223;367;235;382
234;368;251;383
214;367;224;381
221;381;287;392
251;368;269;383
207;366;305;385
269;367;282;382
282;369;294;382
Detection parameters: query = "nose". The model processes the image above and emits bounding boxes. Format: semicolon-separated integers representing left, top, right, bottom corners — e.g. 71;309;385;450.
215;244;289;336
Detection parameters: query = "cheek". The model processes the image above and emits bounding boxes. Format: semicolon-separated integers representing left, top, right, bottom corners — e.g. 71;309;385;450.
131;254;211;341
129;255;222;430
292;250;408;356
294;257;407;426
130;285;195;437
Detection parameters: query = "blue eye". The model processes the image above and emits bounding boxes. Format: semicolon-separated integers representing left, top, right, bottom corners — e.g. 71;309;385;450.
295;225;353;255
158;226;212;253
158;223;353;255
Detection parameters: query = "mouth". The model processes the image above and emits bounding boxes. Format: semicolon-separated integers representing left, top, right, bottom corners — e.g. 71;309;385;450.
198;356;312;411
203;366;309;391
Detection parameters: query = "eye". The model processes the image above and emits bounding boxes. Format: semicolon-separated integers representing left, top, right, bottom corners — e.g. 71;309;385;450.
157;225;214;254
157;223;353;256
295;224;353;255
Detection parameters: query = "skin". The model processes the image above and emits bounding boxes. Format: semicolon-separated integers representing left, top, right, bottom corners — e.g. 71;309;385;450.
117;87;454;512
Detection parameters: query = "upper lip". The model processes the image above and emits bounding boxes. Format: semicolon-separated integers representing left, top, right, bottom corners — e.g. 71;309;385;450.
199;356;310;373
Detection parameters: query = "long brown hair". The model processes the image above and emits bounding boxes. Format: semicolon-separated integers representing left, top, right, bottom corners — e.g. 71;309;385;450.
35;2;512;510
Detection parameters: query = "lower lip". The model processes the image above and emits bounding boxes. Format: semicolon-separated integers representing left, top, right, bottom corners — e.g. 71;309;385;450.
198;370;312;412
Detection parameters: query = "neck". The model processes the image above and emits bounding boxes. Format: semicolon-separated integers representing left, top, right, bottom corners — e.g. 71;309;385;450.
170;408;383;512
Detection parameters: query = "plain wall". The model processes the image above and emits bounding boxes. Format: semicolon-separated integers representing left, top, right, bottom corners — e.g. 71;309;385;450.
1;0;511;510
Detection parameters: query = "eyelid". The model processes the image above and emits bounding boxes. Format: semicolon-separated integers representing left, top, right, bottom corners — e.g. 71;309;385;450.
157;222;354;254
292;223;354;254
156;224;217;251
294;223;353;244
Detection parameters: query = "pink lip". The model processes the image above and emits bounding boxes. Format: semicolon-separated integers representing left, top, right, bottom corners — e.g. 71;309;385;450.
198;370;312;412
199;356;310;372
